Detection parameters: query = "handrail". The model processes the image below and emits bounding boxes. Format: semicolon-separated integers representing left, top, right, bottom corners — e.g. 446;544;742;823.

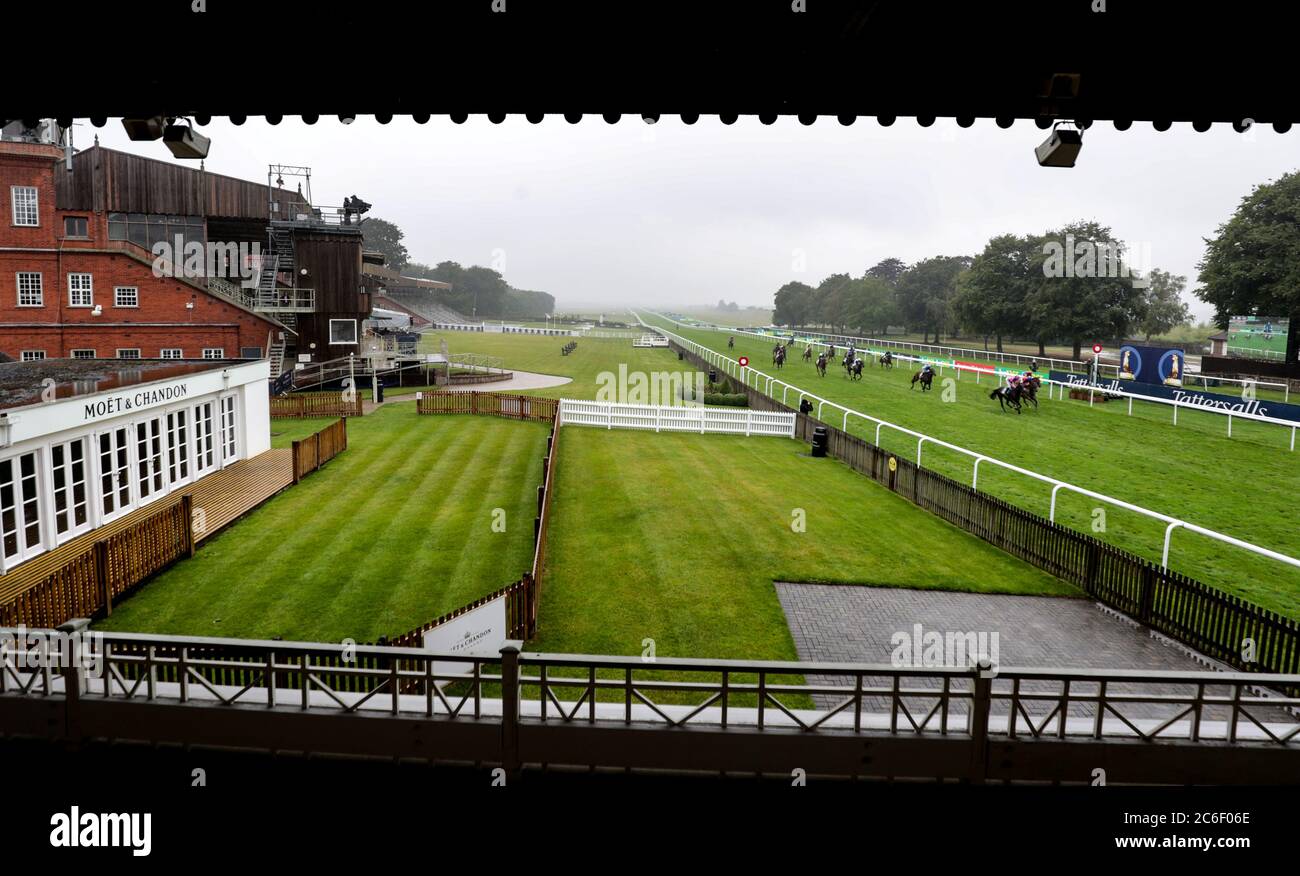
638;311;1300;577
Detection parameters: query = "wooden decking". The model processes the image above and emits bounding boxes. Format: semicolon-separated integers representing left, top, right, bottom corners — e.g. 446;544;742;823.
0;450;293;603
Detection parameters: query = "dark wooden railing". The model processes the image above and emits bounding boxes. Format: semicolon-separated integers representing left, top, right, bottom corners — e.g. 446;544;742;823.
291;418;348;484
0;498;192;629
417;390;558;421
271;392;363;419
670;340;1300;690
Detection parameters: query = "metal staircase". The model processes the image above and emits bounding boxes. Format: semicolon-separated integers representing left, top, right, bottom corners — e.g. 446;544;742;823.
268;338;287;378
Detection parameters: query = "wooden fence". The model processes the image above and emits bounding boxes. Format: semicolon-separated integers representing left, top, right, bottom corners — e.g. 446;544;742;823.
417;390;558;421
0;497;192;628
670;340;1300;689
271;392;363;419
291;418;348;484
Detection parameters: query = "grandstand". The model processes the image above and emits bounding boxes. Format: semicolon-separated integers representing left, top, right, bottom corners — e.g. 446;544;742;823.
362;264;473;326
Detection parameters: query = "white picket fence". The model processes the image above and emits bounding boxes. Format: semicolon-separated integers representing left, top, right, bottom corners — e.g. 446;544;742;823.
559;399;795;437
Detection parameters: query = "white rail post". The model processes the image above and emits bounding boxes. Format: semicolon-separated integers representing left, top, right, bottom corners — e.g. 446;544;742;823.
875;422;884;445
1227;413;1232;438
1049;483;1065;522
843;409;849;429
818;401;825;419
1161;521;1183;570
1173;402;1178;426
916;436;926;467
972;456;985;489
1128;396;1133;416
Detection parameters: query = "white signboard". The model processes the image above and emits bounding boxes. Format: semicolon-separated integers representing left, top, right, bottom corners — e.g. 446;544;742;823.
422;596;508;680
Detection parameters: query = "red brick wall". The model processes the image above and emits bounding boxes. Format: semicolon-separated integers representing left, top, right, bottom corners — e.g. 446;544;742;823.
1;142;279;360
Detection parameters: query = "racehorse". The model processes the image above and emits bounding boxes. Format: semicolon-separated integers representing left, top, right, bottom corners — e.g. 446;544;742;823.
774;345;787;368
842;351;855;374
803;345;813;362
989;384;1024;413
772;343;783;365
911;369;935;392
849;357;864;381
1018;375;1042;409
815;353;828;377
880;351;894;370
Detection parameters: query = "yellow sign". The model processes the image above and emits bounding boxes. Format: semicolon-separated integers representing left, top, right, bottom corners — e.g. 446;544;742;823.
888;456;897;472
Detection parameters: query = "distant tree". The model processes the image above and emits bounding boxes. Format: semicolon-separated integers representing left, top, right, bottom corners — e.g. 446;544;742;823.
773;281;815;328
896;256;970;343
865;257;908;287
1029;220;1147;359
842;276;899;335
403;261;437;280
952;234;1037;351
1196;170;1300;362
815;273;854;332
360;217;409;272
1137;268;1191;341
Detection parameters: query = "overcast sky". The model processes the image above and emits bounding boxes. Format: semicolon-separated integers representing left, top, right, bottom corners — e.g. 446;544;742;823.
88;116;1299;321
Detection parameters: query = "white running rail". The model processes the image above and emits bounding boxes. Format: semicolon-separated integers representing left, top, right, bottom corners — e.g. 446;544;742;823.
559;399;795;437
635;312;1300;578
670;318;1300;447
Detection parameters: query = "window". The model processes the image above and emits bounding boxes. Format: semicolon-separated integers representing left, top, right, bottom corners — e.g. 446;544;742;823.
135;417;165;501
51;438;90;541
114;286;138;308
71;349;96;359
193;402;216;475
20;351;45;361
161;348;183;359
98;428;132;519
1;451;43;562
16;272;42;306
117;348;141;359
220;395;238;461
10;186;38;226
329;319;358;344
107;213;203;251
166;409;190;484
64;216;89;238
202;348;224;359
68;273;93;307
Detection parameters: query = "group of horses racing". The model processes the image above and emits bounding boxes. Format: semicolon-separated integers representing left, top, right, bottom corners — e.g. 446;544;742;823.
761;335;1043;413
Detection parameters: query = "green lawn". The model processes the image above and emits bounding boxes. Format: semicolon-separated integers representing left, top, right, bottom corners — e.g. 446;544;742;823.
405;332;695;400
531;427;1076;664
96;404;548;643
644;314;1300;618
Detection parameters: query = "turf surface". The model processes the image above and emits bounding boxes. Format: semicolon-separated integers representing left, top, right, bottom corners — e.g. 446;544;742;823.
96;404;548;643
531;427;1076;663
643;313;1300;619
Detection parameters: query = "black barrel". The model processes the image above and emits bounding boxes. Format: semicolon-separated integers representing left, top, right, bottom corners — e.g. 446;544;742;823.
811;426;828;457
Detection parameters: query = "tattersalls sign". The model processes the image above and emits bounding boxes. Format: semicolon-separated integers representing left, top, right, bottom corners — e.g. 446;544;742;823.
83;384;191;421
1049;370;1300;423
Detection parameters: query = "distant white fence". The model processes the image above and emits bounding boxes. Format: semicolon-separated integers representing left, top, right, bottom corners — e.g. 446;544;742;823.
632;334;670;347
559;399;795;437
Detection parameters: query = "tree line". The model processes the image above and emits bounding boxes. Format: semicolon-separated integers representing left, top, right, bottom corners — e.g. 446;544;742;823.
361;218;555;319
773;220;1191;360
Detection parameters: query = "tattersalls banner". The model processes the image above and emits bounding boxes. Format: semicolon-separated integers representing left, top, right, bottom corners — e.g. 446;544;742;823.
1049;370;1300;424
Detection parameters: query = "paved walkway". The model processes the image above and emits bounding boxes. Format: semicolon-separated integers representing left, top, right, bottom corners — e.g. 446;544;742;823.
774;583;1296;724
385;370;573;400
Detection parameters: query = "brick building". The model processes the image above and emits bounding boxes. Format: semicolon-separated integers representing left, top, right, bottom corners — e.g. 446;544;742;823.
0;138;289;364
1;130;369;375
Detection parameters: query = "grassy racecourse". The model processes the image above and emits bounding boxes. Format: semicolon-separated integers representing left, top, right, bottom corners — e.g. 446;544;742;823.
402;332;689;400
533;428;1075;661
644;314;1300;618
96;404;548;643
530;427;1074;706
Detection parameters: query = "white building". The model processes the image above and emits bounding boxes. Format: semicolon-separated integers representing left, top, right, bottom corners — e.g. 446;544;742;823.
0;359;270;574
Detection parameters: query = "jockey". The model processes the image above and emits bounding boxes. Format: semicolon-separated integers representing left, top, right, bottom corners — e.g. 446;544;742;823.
920;363;934;378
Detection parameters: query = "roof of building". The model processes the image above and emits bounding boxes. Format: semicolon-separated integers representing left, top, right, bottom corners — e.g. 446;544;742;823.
1208;330;1230;341
0;359;234;413
362;263;452;289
